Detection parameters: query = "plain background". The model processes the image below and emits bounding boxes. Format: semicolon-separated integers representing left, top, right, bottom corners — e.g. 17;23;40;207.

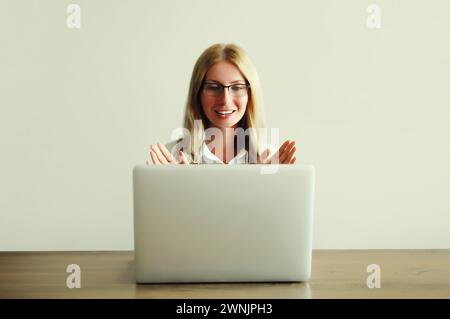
1;0;449;250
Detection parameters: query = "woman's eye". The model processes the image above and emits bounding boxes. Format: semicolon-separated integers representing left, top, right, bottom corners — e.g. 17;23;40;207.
231;85;244;91
207;85;221;91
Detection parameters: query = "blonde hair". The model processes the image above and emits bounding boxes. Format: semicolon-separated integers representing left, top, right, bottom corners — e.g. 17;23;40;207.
181;43;266;163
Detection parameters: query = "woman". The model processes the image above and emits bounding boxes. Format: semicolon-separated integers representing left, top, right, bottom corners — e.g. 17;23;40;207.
148;43;296;165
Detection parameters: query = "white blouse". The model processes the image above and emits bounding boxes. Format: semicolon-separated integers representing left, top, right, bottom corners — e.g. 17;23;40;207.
202;143;248;164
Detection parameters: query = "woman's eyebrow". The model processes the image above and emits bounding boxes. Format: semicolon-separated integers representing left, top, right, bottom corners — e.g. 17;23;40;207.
204;79;246;84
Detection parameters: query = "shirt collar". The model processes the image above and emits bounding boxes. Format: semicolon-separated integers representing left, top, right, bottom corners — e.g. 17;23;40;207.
202;143;247;164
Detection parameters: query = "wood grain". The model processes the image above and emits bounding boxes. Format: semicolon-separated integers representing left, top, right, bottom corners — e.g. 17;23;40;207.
0;250;449;298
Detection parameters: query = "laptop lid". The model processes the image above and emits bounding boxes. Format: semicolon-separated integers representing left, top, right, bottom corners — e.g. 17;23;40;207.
133;164;315;283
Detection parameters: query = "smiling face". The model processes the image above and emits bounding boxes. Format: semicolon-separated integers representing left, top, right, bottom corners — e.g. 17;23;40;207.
201;61;249;130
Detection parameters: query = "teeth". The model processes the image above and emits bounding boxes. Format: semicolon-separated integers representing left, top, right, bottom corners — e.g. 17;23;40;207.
216;110;235;115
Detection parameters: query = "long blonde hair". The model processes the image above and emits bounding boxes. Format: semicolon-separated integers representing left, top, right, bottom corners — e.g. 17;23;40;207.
181;43;266;163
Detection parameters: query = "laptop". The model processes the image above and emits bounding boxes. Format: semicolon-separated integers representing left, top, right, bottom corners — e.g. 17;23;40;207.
133;164;315;283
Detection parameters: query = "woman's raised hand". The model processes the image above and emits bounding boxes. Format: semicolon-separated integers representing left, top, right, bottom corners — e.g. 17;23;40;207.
146;143;189;165
259;140;296;164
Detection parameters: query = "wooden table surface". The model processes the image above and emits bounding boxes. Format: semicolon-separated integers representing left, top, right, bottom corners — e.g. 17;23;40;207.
0;250;449;299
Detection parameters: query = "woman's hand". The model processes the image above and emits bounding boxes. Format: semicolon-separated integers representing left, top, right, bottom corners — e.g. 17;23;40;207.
146;143;190;165
259;140;296;164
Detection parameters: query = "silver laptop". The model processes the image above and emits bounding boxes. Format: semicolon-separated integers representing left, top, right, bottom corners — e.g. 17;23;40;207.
133;164;315;283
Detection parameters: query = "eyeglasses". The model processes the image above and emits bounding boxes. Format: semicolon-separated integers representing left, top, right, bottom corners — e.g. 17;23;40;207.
202;82;250;97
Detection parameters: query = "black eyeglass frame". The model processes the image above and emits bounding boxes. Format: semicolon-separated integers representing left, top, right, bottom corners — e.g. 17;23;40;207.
202;81;251;96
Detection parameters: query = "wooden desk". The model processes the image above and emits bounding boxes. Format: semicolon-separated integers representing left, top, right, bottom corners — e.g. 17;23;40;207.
0;250;449;298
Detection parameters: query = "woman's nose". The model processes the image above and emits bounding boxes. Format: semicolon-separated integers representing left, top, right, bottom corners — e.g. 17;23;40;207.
219;88;232;103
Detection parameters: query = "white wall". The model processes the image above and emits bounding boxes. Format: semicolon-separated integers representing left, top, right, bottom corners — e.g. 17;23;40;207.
1;0;449;250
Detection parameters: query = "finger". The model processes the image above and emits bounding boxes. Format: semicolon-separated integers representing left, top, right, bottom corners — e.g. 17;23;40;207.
179;151;189;164
151;144;168;164
278;140;291;155
149;146;157;164
158;143;176;163
280;141;295;163
283;146;296;164
259;148;270;163
269;140;290;164
150;150;160;165
289;156;296;164
268;148;283;164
